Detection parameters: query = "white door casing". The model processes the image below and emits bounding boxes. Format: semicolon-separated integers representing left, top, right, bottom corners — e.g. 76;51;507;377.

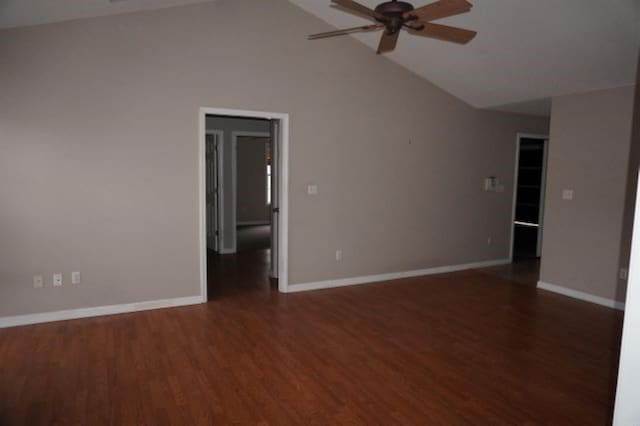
199;107;290;297
270;119;280;279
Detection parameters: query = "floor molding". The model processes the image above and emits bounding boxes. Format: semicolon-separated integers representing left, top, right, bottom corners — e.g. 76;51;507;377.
537;281;625;311
287;259;511;293
0;295;204;329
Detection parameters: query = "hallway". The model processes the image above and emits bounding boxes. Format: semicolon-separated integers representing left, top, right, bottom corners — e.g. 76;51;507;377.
236;225;271;252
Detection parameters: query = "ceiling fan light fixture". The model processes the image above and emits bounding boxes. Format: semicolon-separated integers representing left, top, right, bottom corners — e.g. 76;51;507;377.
309;0;477;54
374;0;415;17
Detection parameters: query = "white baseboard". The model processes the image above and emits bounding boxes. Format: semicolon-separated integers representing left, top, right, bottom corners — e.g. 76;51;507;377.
237;221;270;226
537;281;625;310
219;248;236;254
287;258;510;293
0;295;204;329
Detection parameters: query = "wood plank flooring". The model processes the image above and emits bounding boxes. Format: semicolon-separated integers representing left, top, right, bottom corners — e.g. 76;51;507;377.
0;251;623;425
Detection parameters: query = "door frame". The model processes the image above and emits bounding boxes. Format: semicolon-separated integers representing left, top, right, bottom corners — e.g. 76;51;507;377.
509;133;550;261
205;129;224;252
199;107;290;298
231;131;272;253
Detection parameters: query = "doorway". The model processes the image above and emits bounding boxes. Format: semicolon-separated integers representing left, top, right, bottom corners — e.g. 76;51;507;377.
234;134;271;261
232;131;272;253
510;134;549;262
199;108;289;301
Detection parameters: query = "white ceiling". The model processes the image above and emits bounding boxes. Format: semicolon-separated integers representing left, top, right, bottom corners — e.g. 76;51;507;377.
1;0;638;116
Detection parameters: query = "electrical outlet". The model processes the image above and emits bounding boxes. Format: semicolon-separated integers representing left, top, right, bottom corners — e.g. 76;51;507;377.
33;274;44;289
562;189;574;200
53;273;63;287
71;271;81;285
335;250;343;261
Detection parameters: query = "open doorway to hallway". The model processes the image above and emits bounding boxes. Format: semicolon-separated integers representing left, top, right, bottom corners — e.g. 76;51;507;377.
235;133;272;253
506;133;549;284
199;109;289;300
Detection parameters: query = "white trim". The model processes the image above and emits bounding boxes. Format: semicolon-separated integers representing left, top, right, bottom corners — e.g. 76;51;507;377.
508;135;521;261
199;108;290;293
537;280;625;310
509;133;549;261
198;113;209;303
613;170;640;425
514;221;539;227
287;259;510;293
231;131;271;254
0;296;203;329
219;248;236;254
537;139;549;257
277;118;289;292
237;221;271;226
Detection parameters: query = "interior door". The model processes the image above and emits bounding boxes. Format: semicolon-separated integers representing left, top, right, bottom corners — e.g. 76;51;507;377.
269;120;279;278
206;133;220;251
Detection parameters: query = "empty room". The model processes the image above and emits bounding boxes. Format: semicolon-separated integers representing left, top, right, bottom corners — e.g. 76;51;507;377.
1;0;639;424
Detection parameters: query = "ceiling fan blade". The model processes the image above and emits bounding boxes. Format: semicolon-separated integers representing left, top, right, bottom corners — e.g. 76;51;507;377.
377;30;400;54
308;24;382;40
331;0;378;20
408;22;476;44
331;4;377;22
405;0;472;22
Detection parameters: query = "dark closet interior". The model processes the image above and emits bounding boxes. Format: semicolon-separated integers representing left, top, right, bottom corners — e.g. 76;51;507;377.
513;138;545;259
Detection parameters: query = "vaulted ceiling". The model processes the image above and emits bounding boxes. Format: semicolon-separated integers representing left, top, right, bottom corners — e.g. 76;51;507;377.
1;0;638;116
0;0;211;29
292;0;640;116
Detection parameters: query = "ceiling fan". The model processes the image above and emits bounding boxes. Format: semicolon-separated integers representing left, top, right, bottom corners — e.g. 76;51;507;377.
308;0;477;54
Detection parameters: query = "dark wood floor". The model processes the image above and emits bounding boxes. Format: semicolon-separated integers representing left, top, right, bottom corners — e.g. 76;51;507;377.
0;251;623;425
479;258;541;287
236;225;271;252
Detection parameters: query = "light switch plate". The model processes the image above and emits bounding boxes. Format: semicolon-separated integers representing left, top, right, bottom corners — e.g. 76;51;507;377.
484;177;496;192
620;268;629;281
53;273;63;287
71;271;81;284
307;184;318;195
562;189;574;200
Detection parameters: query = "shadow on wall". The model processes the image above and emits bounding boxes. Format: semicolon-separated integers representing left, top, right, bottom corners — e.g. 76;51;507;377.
617;51;640;303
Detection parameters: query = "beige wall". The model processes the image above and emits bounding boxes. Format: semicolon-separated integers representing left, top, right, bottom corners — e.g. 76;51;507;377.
205;115;270;250
540;85;636;302
0;0;548;317
237;136;270;225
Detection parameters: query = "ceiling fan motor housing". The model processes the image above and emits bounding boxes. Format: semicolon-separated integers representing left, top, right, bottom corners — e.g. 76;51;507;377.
374;1;415;32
